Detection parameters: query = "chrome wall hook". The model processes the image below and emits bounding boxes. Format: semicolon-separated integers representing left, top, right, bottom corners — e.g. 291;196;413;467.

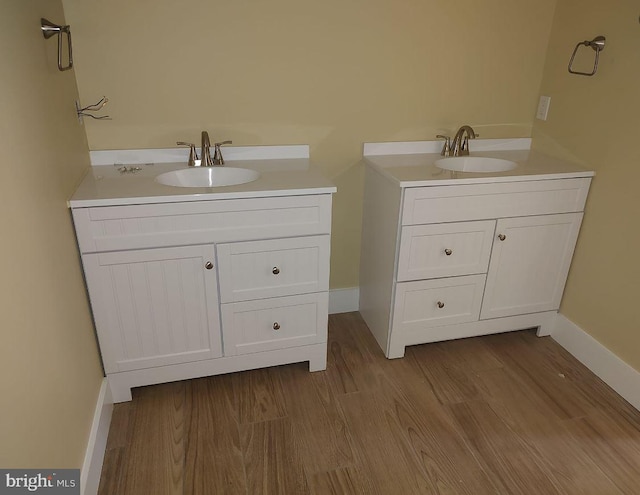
568;35;606;76
76;97;111;123
41;18;73;71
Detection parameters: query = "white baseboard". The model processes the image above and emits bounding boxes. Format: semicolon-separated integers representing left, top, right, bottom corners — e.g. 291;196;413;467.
552;314;640;411
81;378;113;495
329;287;360;314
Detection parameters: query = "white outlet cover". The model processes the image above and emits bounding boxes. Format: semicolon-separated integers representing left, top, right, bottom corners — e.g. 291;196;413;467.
536;95;551;121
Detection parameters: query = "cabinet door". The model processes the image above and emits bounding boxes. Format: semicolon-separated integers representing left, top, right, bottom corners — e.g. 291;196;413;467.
83;245;221;374
481;213;583;320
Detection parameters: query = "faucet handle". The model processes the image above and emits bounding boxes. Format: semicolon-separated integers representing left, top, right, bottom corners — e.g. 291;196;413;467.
177;141;199;167
213;140;233;165
436;135;452;156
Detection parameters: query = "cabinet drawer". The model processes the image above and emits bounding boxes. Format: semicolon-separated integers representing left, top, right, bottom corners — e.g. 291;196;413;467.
221;293;328;356
392;275;485;332
402;178;591;224
397;221;495;281
72;194;333;253
217;235;330;303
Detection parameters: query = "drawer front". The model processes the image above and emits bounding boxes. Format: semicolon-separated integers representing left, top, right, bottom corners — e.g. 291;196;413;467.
402;178;591;224
392;275;485;332
72;194;333;253
397;220;495;281
221;293;328;356
217;235;330;303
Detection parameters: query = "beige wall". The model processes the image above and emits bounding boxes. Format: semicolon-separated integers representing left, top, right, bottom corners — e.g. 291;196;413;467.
0;1;103;467
533;0;640;371
62;0;557;289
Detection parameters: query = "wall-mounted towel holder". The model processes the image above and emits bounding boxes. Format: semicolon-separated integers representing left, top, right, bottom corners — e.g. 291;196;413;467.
41;18;73;71
568;35;606;76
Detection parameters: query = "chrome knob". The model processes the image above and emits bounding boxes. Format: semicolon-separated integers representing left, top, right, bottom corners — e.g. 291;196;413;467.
273;322;280;330
498;234;506;241
205;261;213;270
444;248;453;256
437;301;445;309
272;267;280;275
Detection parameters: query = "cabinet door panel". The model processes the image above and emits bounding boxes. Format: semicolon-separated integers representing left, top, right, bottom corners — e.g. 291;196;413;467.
481;213;583;319
83;245;221;373
397;221;495;281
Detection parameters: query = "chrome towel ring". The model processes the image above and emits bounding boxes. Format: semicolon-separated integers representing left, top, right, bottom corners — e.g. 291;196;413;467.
41;18;73;71
568;35;606;76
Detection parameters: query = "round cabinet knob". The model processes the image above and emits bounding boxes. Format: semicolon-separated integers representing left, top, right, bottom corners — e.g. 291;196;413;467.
273;322;281;330
437;301;445;309
205;261;214;270
498;234;506;241
272;267;280;275
444;248;453;256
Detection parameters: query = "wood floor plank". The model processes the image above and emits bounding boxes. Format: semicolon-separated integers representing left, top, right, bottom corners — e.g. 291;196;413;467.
371;357;500;494
120;382;188;495
324;313;381;395
183;375;246;495
104;402;135;450
338;391;437;495
448;399;561;495
98;314;640;495
97;447;125;495
309;466;377;495
409;341;483;405
278;362;355;474
564;410;640;494
482;331;596;419
241;417;309;495
234;366;287;425
476;367;623;495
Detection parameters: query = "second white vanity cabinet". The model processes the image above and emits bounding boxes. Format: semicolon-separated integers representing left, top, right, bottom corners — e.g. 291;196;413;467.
360;155;592;359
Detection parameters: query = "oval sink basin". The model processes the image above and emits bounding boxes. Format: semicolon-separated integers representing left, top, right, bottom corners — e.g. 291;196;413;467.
156;167;260;188
435;157;518;173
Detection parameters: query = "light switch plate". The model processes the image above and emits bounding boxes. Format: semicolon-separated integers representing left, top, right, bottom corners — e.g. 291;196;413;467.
536;95;551;121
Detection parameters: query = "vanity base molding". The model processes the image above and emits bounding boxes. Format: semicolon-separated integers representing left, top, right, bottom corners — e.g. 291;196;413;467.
387;311;556;359
108;343;327;403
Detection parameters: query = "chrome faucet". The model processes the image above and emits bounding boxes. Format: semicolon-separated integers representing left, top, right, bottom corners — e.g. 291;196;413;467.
436;125;478;156
451;125;477;156
201;131;214;167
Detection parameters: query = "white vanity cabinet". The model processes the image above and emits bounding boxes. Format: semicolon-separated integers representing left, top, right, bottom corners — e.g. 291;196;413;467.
360;165;591;359
72;194;333;402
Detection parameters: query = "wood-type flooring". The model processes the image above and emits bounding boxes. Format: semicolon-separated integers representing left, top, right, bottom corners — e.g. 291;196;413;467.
98;312;640;494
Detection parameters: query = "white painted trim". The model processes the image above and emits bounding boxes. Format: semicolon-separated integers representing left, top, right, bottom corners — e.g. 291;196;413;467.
81;378;113;495
363;138;532;156
90;145;310;165
552;314;640;411
329;287;360;314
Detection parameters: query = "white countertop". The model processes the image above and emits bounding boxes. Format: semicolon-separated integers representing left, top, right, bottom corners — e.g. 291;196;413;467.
69;158;336;208
364;148;594;188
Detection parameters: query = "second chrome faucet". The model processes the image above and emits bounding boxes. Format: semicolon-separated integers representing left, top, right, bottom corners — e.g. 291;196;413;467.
436;125;478;157
177;131;232;167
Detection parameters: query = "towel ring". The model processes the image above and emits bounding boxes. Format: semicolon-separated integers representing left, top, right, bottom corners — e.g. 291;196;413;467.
568;36;605;76
41;18;73;71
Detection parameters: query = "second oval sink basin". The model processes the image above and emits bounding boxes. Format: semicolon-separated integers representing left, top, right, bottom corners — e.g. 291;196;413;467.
435;157;518;173
156;167;260;188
